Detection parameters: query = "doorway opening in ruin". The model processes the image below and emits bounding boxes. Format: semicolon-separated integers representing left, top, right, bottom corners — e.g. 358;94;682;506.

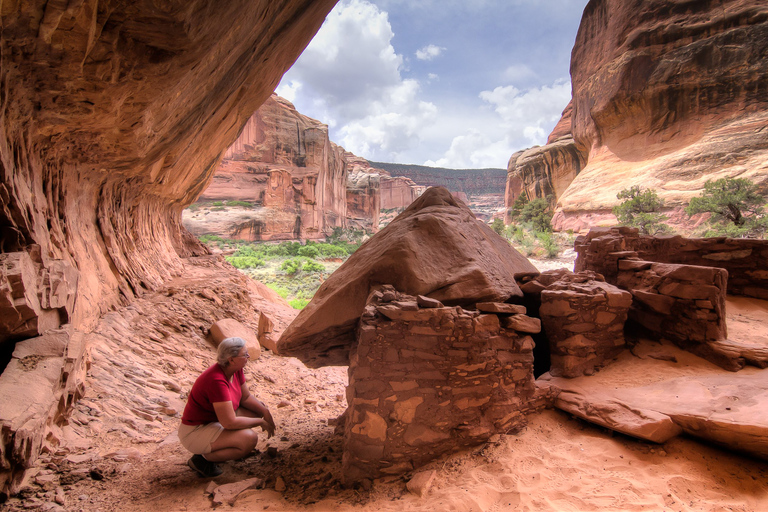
0;340;16;376
531;328;551;378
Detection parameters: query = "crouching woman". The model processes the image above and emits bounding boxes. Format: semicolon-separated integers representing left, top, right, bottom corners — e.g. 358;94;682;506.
179;337;275;477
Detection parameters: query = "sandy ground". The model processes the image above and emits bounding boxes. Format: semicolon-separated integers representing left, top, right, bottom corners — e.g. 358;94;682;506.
4;257;768;512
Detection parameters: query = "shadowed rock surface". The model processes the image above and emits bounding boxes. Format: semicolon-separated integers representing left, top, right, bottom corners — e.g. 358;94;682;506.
277;187;538;368
0;0;337;493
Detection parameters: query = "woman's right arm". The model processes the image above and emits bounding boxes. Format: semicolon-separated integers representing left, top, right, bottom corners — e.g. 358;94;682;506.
212;401;271;431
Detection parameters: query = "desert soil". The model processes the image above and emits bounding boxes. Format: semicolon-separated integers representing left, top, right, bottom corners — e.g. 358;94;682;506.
3;255;768;512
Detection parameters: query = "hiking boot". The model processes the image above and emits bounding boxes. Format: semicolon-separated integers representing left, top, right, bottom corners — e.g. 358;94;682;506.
188;454;223;477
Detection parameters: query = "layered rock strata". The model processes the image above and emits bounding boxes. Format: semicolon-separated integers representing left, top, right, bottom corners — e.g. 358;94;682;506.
540;272;632;378
0;0;336;494
184;95;349;240
506;0;768;231
277;187;538;367
575;227;768;300
505;102;587;214
343;287;538;481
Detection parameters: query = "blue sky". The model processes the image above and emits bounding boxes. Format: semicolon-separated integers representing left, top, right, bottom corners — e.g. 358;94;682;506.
276;0;588;169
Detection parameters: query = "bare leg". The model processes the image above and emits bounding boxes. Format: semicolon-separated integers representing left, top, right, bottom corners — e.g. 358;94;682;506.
204;408;260;462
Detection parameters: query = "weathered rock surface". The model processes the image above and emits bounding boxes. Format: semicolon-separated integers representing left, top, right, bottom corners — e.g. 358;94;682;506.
277;186;538;367
183;95;349;240
546;371;768;460
540;271;632;378
576;227;768;300
343;286;538;481
506;0;768;231
505;101;587;214
0;0;336;493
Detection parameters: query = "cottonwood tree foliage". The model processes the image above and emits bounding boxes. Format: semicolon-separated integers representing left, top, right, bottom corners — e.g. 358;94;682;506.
685;177;767;238
613;186;670;235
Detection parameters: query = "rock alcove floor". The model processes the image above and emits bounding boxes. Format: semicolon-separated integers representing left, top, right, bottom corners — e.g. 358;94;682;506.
3;255;768;512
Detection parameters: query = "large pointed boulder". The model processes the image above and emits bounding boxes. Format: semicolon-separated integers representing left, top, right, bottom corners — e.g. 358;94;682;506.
277;186;538;367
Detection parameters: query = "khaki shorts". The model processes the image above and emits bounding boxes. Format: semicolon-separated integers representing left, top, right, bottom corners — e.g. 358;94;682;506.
178;422;224;455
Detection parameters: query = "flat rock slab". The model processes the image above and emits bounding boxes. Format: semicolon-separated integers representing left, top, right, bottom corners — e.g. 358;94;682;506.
545;370;768;459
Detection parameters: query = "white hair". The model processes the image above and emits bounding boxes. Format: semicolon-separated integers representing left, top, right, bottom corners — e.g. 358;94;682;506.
217;337;246;366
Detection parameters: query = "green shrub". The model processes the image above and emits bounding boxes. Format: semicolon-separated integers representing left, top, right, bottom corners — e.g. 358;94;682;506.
297;245;319;258
536;231;560;259
211;201;224;207
613;186;670;235
281;258;303;274
490;218;505;236
686;177;767;238
519;197;553;233
303;260;325;273
226;255;265;269
289;298;310;310
226;200;252;208
508;194;529;222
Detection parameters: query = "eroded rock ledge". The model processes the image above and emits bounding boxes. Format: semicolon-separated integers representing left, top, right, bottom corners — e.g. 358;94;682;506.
0;0;337;494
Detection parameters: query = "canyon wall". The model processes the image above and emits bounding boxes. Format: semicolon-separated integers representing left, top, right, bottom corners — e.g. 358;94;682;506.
0;0;336;493
184;95;349;240
507;0;768;231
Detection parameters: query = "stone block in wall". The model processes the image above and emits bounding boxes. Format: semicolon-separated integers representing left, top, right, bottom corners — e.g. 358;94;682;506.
616;259;728;353
540;272;631;378
343;286;536;482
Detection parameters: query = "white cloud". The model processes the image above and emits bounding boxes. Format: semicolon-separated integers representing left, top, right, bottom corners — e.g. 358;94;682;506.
415;44;445;61
502;64;538;84
277;0;437;162
424;80;572;168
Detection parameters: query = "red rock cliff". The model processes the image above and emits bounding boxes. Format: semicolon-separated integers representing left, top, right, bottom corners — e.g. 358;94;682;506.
507;0;768;231
185;95;349;240
0;0;336;492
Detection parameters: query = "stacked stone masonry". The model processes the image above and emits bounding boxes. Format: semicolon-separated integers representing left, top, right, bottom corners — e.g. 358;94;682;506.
616;259;728;353
539;271;632;378
343;287;539;482
575;227;768;299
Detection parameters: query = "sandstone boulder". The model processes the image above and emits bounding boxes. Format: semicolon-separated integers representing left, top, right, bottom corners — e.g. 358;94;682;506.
209;319;261;360
277;187;538;367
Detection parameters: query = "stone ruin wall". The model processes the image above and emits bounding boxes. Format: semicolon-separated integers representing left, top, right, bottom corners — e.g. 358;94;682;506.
342;287;541;482
575;227;768;300
537;272;632;378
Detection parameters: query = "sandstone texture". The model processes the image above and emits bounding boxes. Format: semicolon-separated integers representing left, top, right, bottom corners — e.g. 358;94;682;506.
576;227;768;370
183;95;348;241
546;371;768;461
0;0;336;493
576;227;768;299
277;186;538;368
505;0;768;231
540;271;632;378
505;101;587;214
343;286;538;481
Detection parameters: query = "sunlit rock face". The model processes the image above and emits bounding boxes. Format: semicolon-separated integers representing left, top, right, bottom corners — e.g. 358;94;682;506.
505;0;768;231
505;101;587;214
553;0;768;231
0;0;336;493
185;95;349;240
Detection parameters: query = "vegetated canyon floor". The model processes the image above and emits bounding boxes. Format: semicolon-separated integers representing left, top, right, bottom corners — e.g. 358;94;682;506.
5;256;768;512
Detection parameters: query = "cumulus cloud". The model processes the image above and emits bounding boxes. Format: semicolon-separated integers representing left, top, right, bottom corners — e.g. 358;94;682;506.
425;80;572;168
415;44;445;61
276;0;437;162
